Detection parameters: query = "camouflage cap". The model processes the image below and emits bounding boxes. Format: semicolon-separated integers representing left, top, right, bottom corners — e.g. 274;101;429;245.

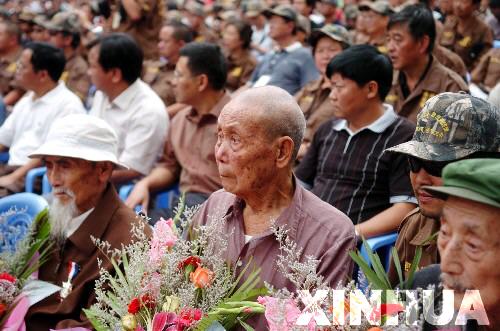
359;0;394;16
310;24;351;48
297;15;311;35
263;5;297;23
33;15;49;28
18;9;35;22
387;92;500;161
45;11;81;34
185;2;205;17
424;159;500;209
245;1;266;18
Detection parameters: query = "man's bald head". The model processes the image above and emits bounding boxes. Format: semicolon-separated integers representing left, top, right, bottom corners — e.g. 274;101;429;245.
228;86;306;162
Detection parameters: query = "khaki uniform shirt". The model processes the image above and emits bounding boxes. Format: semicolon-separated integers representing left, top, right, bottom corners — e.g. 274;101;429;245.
385;56;468;123
0;48;22;96
295;77;335;146
439;15;494;70
433;44;468;79
25;185;152;330
225;51;257;92
61;54;90;102
143;60;176;106
113;0;165;59
369;35;388;54
158;92;230;195
471;48;500;91
388;207;440;287
194;24;219;44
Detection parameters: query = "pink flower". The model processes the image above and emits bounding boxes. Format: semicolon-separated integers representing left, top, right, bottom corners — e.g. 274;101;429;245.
152;312;177;331
258;296;315;331
149;218;177;266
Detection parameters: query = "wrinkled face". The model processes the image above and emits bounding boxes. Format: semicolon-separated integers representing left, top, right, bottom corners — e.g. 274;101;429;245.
329;73;368;121
387;23;424;70
88;45;112;93
158;26;181;60
45;156;105;212
438;197;500;312
269;15;293;40
172;56;199;105
364;10;388;36
410;168;444;219
15;49;39;91
222;24;243;52
215;101;278;198
314;36;343;74
454;0;476;18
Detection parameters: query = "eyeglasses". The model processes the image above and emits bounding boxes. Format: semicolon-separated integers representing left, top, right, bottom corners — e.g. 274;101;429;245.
407;156;451;177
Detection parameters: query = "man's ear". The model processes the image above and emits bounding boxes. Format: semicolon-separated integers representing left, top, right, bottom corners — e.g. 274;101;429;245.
275;136;294;169
366;80;379;100
110;68;123;84
197;74;209;92
98;162;114;182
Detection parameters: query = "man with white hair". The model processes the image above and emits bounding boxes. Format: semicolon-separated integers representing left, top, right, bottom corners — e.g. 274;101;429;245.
25;114;150;331
193;86;355;327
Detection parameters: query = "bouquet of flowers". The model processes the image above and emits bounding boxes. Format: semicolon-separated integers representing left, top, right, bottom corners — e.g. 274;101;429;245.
0;208;52;327
84;203;267;331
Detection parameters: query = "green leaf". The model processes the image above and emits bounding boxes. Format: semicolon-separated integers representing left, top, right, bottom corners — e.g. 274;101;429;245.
83;308;108;331
238;318;256;331
404;246;422;289
391;247;404;289
349;251;389;290
362;239;391;289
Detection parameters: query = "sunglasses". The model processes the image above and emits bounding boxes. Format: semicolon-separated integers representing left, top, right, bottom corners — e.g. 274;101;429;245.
407;156;451;177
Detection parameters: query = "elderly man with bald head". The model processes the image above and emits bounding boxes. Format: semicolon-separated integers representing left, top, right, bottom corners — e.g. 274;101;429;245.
193;86;355;297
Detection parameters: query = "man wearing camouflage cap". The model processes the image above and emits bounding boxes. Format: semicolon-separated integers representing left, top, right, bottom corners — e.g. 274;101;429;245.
46;11;90;102
248;5;319;95
410;159;500;330
387;92;500;286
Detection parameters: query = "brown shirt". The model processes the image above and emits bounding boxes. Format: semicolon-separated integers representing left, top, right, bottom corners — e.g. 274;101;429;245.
433;44;468;79
193;183;355;322
225;51;257;92
388;207;440;287
26;185;151;330
385;56;468;123
158;92;230;195
143;60;176;106
113;0;165;59
439;14;494;70
0;48;22;96
61;54;90;102
295;77;335;146
471;48;500;91
194;24;219;44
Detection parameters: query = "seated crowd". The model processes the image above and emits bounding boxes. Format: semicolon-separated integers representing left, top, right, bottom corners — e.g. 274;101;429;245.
0;0;499;329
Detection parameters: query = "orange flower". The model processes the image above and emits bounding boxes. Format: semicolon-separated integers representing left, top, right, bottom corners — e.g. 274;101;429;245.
189;266;213;288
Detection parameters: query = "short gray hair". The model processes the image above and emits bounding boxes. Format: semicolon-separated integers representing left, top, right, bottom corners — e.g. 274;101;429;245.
237;86;306;162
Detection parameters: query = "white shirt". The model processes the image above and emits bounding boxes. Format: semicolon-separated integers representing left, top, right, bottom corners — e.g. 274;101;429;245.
0;82;85;166
90;79;168;175
65;207;94;238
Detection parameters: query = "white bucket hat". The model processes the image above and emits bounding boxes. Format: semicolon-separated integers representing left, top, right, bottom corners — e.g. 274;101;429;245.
29;114;128;169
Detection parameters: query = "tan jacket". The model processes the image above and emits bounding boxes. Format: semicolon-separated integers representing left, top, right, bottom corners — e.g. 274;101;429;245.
143;60;176;106
471;48;500;91
61;54;90;102
225;51;257;92
433;44;467;79
385;56;468;123
388;207;440;287
0;48;22;95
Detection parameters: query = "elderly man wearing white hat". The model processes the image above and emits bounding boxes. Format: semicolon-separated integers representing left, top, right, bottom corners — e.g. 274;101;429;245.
25;114;151;331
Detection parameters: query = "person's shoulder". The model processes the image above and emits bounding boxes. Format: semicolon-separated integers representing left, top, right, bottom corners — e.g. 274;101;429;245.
134;80;167;113
392;114;416;132
105;201;151;247
204;189;237;208
298;186;353;234
398;207;424;233
432;61;468;89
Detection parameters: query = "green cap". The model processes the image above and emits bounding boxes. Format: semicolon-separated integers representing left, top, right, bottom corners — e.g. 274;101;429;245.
45;11;81;34
387;92;500;161
424;159;500;208
263;5;297;23
310;24;351;48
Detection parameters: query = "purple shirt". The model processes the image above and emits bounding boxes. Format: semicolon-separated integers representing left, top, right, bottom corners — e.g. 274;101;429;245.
193;182;356;291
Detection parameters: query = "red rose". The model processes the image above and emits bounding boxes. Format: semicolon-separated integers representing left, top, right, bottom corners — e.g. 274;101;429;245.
0;272;16;283
128;298;141;314
140;294;156;309
176;308;203;328
178;256;201;270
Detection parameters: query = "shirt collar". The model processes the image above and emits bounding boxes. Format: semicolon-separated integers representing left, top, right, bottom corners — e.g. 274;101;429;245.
29;82;67;104
186;91;231;123
274;41;302;53
65;207;95;239
332;103;398;135
110;79;142;111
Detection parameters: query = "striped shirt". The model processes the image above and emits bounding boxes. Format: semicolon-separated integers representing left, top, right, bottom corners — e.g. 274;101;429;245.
296;105;417;224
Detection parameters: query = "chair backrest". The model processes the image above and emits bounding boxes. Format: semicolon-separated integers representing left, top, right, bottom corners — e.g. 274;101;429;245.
0;193;48;253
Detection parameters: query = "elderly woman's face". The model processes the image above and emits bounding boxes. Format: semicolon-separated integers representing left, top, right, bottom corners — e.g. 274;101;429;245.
438;197;500;313
215;102;278;197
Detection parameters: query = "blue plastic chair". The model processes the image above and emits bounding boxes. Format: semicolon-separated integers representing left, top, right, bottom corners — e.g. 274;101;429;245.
119;182;180;212
0;152;9;164
25;167;51;194
494;40;500;49
0;192;48;253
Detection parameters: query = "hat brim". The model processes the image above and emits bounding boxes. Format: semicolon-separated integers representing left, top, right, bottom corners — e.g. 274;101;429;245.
263;9;294;21
386;141;479;162
29;141;128;170
310;29;349;47
424;186;500;209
